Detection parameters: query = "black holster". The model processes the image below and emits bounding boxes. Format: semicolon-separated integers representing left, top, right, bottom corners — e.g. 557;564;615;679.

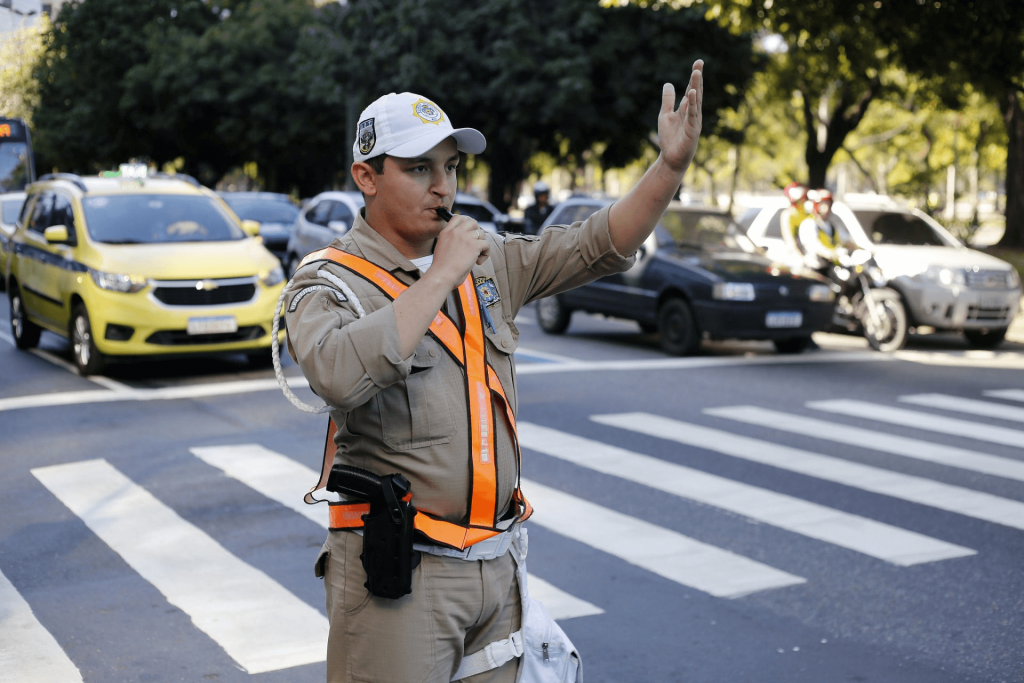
326;465;420;599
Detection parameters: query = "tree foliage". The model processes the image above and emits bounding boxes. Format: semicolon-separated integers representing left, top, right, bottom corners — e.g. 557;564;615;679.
29;0;756;205
0;15;48;125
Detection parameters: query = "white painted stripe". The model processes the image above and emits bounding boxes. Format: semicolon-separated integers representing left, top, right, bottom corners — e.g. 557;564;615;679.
984;389;1024;403
523;479;805;599
519;423;972;566
515;351;888;376
895;350;1024;370
706;406;1024;484
0;375;314;413
192;445;605;621
31;459;328;674
809;399;1024;450
514;346;578;363
900;393;1024;424
192;444;329;527
525;576;604;620
0;568;83;683
594;412;1024;532
0;329;13;345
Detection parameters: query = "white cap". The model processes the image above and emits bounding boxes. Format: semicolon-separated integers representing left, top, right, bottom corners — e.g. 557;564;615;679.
352;92;486;163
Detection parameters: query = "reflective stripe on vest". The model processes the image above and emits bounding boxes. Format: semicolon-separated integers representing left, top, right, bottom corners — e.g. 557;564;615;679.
297;247;531;550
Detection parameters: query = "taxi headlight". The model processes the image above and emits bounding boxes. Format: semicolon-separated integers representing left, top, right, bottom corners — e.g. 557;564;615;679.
90;269;148;293
712;282;755;301
1008;269;1021;289
807;284;835;302
260;265;285;287
920;266;966;287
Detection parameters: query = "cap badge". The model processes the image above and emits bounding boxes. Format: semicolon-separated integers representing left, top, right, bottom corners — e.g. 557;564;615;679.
412;98;445;125
357;118;376;155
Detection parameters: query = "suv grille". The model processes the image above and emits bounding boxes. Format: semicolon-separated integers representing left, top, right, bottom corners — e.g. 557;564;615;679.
966;270;1009;289
153;283;256;306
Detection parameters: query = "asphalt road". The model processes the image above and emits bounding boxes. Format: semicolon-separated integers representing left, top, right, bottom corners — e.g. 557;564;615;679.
1;296;1023;683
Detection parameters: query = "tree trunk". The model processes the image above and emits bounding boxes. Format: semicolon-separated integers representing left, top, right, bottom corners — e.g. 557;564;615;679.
998;90;1024;248
486;142;524;213
801;79;879;190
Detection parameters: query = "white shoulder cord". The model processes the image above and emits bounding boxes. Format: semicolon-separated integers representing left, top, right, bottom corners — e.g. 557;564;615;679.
271;267;366;414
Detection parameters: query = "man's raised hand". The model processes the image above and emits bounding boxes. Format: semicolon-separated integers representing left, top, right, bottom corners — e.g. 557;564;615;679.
658;60;704;174
431;215;490;290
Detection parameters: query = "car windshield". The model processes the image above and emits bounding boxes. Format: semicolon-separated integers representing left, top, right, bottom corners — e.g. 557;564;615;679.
82;194;245;244
659;210;756;253
453;202;494;223
2;196;24;224
223;198;299;224
854;210;953;246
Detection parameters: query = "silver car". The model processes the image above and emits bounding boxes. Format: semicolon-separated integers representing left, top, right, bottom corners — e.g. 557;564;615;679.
745;194;1022;347
283;191;365;275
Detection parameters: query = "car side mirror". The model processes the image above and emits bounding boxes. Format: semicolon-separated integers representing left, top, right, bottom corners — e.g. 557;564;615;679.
241;219;261;237
44;225;70;244
328;220;349;233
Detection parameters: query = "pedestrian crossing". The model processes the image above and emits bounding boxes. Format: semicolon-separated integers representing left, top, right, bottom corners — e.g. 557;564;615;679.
5;389;1024;679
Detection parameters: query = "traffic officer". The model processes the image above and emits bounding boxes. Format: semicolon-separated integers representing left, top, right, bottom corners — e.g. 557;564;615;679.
781;181;810;264
522;181;554;235
282;61;703;683
798;189;850;274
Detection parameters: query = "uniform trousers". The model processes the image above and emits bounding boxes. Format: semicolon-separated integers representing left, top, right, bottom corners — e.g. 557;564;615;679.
317;529;522;683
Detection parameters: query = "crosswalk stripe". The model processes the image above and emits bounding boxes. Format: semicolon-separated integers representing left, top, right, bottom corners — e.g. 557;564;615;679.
983;389;1024;403
594;413;1024;532
704;406;1024;484
900;393;1024;424
808;399;1024;450
523;480;805;599
0;568;83;683
519;423;973;566
31;459;329;674
191;444;604;620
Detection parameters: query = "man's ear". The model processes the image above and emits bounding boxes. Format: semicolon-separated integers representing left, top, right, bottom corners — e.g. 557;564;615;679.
351;162;377;197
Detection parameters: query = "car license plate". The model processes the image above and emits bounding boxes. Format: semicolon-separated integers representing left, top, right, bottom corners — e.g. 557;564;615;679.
980;294;1005;308
187;316;238;335
766;311;803;328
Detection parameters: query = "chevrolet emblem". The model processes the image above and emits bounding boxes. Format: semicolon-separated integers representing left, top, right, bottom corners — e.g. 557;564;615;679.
196;280;220;291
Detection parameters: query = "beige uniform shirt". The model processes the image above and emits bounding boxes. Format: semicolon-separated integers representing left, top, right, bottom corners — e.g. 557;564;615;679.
284;206;633;525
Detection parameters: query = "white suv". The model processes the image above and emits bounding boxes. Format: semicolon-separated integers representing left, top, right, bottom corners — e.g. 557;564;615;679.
745;194;1022;347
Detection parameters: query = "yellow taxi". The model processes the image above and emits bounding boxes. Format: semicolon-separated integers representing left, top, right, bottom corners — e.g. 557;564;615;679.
6;166;285;375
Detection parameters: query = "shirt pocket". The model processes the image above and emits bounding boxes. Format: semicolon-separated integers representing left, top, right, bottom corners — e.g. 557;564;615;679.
377;337;456;451
485;312;519;356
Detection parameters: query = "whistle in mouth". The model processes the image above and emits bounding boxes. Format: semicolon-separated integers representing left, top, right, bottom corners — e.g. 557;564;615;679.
434;207;454;222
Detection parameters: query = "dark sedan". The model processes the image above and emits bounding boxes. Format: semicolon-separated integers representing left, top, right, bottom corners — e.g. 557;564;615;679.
535;198;837;355
217;191;299;262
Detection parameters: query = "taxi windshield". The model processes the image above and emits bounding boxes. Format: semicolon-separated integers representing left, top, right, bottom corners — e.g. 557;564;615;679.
82;194;245;244
2;196;24;224
224;198;298;224
659;210;757;253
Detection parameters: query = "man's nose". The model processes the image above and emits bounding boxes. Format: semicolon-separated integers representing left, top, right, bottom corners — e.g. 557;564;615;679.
430;168;451;196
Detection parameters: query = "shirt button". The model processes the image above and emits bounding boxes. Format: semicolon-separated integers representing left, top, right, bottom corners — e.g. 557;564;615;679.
429;349;437;357
501;339;509;348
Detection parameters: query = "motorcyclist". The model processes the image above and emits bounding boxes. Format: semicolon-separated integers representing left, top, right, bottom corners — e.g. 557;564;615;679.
522;180;554;235
798;189;851;276
781;182;810;262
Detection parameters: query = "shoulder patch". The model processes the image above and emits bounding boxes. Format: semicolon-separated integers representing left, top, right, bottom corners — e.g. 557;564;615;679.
288;284;347;312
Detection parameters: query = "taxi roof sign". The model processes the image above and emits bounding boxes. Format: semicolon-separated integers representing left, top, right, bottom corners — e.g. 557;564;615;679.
101;163;149;179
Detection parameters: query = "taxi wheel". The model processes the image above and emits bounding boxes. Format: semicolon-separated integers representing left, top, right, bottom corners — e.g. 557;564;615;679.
9;284;41;350
70;304;106;376
658;298;699;356
964;328;1007;349
537;296;572;335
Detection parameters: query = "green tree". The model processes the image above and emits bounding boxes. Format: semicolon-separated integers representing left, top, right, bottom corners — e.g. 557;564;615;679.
332;0;756;210
32;0;220;173
0;15;48;125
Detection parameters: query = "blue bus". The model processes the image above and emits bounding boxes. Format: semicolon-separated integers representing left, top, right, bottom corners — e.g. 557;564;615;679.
0;117;36;192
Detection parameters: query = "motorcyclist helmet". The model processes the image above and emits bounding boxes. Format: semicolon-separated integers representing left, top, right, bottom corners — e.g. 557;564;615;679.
812;189;834;218
784;182;808;206
533;181;550;196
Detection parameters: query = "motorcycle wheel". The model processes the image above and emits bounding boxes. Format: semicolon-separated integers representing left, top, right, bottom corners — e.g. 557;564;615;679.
863;289;908;352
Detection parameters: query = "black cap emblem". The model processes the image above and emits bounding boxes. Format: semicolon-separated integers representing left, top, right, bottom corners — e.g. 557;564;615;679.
358;118;376;155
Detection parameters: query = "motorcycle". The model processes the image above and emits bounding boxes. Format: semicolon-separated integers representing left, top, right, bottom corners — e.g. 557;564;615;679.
828;249;909;352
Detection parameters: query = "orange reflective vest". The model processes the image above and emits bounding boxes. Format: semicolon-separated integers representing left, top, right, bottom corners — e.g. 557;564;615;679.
297;247;532;550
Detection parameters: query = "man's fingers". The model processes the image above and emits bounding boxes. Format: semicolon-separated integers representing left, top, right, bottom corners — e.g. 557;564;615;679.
476;241;491;265
661;82;676;115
